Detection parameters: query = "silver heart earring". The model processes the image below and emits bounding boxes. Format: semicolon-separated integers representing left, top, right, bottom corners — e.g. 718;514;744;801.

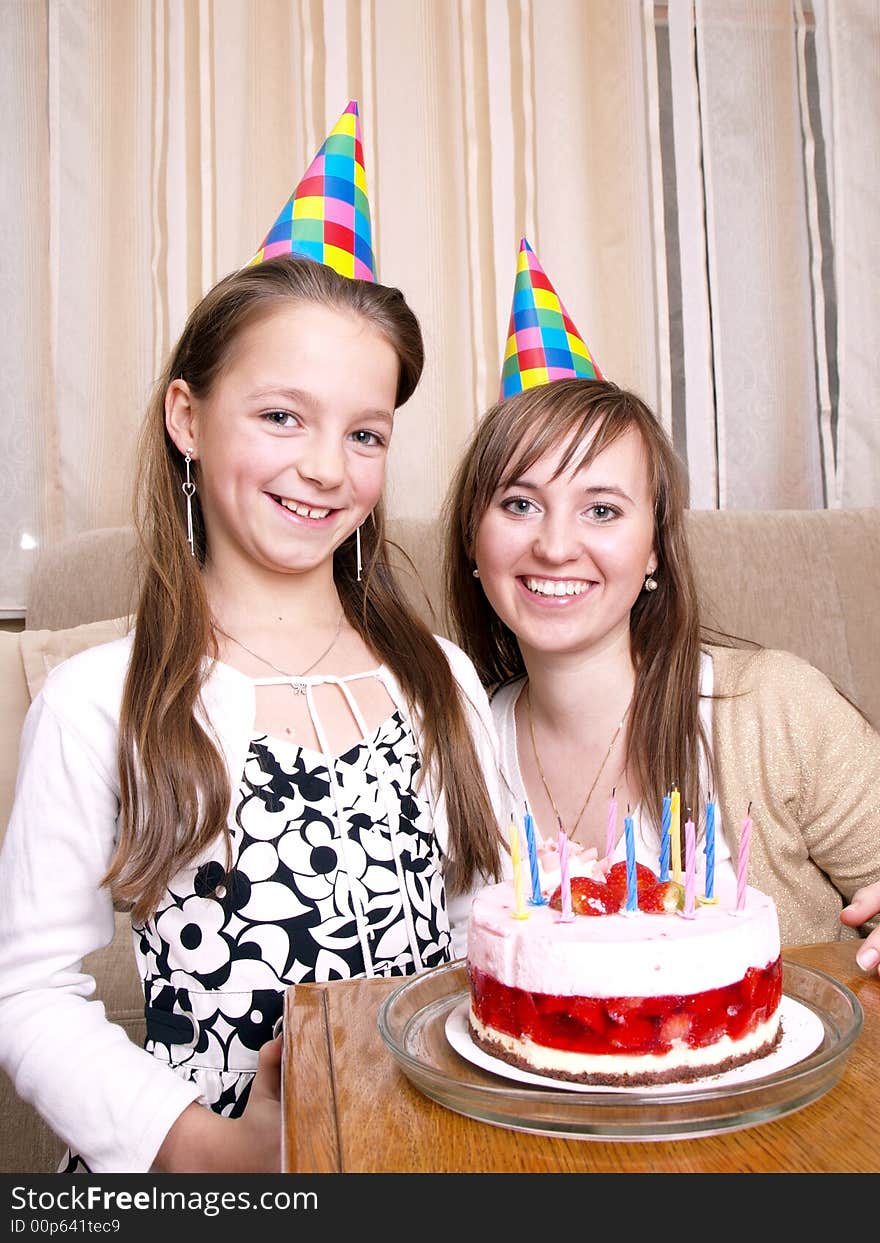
356;524;363;582
182;449;196;558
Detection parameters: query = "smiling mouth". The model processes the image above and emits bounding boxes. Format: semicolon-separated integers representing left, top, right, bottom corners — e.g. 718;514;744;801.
271;495;333;520
521;576;592;598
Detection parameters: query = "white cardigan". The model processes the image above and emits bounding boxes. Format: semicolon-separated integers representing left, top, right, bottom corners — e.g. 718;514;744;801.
0;632;504;1172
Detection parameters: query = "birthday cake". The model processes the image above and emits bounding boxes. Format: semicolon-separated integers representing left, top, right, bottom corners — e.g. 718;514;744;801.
466;853;782;1087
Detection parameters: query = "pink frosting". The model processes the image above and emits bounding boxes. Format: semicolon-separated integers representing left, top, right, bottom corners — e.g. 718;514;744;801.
467;879;780;997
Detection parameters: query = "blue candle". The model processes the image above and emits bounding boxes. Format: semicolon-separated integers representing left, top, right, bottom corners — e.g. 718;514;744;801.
704;799;716;900
523;804;547;905
625;811;638;912
659;793;671;882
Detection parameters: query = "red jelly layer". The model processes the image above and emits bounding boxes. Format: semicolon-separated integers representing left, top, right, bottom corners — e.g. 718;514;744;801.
469;957;782;1056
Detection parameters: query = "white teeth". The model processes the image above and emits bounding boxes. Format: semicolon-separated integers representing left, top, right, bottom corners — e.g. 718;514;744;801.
523;577;590;598
278;498;331;519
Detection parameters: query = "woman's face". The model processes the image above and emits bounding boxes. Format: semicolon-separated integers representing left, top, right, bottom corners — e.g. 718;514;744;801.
167;301;399;584
472;422;657;665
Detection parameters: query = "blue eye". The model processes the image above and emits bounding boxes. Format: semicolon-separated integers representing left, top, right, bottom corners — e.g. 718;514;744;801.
500;496;537;516
262;410;296;427
588;503;620;521
351;429;386;448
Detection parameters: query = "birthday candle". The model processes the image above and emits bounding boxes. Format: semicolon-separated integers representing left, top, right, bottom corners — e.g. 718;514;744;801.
683;813;696;917
659;792;671;882
523;803;547;905
509;818;528;920
671;786;682;883
605;788;618;859
703;797;716;901
736;803;753;911
557;826;575;922
624;809;638;913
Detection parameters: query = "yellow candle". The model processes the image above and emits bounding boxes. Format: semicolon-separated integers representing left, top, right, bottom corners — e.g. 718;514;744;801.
509;819;528;920
671;787;682;884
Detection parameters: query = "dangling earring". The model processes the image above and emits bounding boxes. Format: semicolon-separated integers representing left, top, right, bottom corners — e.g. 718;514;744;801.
644;571;658;592
355;524;363;582
472;566;480;578
182;449;196;558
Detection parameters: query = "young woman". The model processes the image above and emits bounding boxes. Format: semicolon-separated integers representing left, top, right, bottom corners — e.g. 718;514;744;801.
0;255;503;1173
443;377;880;965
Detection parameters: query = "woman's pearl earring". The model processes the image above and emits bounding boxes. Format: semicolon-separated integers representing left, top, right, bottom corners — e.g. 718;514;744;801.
644;571;658;592
472;566;480;579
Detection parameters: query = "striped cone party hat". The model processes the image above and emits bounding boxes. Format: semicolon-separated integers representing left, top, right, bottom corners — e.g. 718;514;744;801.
499;238;602;399
249;100;375;281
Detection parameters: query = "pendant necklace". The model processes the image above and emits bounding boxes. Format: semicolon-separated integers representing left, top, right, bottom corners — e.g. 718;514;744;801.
214;610;344;695
524;682;632;841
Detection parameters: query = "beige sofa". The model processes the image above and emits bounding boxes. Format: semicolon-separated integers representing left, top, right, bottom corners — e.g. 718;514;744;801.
2;508;879;1172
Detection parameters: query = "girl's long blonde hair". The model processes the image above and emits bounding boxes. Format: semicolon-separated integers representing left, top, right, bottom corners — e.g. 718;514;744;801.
442;378;709;840
108;256;501;921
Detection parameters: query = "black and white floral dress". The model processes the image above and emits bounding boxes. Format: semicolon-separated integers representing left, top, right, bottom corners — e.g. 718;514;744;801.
63;670;451;1169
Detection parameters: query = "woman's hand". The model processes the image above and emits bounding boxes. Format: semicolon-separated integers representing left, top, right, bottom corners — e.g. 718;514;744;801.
153;1034;283;1172
840;882;880;975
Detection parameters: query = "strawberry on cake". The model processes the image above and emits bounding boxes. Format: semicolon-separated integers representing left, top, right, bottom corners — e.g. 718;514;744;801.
466;857;783;1087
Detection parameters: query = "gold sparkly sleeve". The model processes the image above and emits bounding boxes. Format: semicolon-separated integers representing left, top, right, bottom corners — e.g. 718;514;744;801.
711;645;880;942
756;651;880;919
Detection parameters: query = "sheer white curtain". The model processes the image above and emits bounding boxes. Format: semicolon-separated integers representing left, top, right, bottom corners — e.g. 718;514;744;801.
820;0;880;507
653;0;879;510
1;0;878;613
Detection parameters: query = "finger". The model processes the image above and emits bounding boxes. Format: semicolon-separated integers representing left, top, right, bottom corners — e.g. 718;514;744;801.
254;1035;283;1099
856;933;880;975
840;881;880;924
261;1033;283;1062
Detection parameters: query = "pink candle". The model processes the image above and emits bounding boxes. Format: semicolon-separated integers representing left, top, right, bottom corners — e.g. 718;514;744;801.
683;815;696;917
605;788;617;859
736;804;753;911
557;826;574;922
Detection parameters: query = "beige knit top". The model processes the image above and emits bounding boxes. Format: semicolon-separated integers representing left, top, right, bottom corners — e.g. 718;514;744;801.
709;644;880;946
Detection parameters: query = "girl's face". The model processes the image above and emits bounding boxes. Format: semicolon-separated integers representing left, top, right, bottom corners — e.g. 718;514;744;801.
167;302;399;584
473;423;657;665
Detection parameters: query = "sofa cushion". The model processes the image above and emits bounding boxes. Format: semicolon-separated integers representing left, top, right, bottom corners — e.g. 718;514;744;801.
684;509;879;728
20;616;131;700
25;527;138;631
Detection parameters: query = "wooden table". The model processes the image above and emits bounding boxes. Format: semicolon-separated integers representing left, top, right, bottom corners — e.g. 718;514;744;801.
281;942;879;1173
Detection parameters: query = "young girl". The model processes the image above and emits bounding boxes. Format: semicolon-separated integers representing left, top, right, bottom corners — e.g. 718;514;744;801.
0;254;503;1173
443;375;880;961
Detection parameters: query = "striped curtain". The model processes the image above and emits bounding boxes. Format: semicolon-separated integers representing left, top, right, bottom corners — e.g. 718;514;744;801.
1;0;878;613
653;0;879;510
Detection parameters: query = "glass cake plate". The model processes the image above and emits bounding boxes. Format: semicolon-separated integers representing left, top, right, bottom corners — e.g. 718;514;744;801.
377;958;863;1141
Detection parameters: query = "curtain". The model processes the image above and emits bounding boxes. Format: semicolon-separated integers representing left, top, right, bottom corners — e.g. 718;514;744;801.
820;0;880;507
1;0;878;613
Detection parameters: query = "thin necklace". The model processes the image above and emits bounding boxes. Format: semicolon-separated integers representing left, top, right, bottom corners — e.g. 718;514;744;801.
524;682;632;841
213;611;344;695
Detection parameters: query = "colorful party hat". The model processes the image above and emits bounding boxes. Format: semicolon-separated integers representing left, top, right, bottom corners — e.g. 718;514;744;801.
499;238;602;399
248;100;375;281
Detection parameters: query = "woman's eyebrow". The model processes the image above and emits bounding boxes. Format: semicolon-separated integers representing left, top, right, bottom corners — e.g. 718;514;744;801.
501;476;633;502
579;484;634;501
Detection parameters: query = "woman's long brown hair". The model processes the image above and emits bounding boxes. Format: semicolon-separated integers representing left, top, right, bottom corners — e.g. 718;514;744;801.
442;378;709;841
108;256;501;922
